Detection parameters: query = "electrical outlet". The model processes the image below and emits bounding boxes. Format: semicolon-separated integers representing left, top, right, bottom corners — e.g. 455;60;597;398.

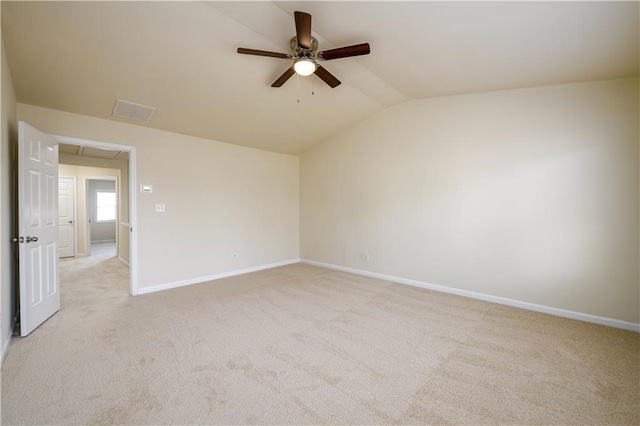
155;203;165;212
360;251;370;261
232;252;239;260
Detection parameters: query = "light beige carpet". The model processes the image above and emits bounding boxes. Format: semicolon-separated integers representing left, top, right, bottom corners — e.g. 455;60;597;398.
1;253;638;424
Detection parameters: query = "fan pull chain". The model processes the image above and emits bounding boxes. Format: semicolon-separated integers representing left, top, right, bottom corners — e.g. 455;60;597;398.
296;74;300;103
312;77;315;96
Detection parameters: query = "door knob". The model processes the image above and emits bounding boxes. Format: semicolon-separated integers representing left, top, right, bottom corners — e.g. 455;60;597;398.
68;220;74;224
25;236;38;243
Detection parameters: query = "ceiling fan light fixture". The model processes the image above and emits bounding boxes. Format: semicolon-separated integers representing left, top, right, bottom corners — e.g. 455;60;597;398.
293;58;316;76
237;11;367;88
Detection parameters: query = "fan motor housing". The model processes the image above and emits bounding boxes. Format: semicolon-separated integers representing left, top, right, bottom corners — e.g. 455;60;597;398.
291;36;319;57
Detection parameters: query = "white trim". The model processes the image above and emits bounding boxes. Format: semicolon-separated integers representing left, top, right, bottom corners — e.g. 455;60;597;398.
53;135;138;296
300;259;640;333
129;148;138;295
137;259;300;295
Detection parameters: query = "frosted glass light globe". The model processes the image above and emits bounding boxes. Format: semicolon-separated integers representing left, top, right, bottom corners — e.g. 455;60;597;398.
293;59;316;76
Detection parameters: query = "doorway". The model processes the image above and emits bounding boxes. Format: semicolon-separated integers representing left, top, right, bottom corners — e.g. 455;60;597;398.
86;178;118;258
16;122;139;337
55;136;138;295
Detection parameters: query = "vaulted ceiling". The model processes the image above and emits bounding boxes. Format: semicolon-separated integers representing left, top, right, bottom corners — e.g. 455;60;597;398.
2;1;638;154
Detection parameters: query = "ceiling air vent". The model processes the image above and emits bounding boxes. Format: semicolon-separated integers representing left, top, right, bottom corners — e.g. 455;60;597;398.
112;99;155;122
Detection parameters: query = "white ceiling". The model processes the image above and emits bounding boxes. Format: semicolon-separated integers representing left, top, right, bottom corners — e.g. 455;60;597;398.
2;1;638;155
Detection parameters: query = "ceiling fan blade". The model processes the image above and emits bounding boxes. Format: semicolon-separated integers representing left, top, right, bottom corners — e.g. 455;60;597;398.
314;65;341;88
294;11;312;49
271;67;296;87
237;48;290;59
318;43;370;61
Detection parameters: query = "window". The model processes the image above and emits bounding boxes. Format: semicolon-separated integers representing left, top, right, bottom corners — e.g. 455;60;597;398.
96;191;116;222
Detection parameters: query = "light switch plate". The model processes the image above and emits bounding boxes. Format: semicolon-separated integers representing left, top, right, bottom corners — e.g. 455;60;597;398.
141;185;153;193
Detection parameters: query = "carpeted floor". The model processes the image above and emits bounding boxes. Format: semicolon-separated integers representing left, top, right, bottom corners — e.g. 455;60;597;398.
1;253;638;424
90;241;117;257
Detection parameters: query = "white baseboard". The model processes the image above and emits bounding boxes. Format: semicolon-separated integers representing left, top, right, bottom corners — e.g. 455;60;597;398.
117;256;130;267
300;259;640;333
137;258;301;295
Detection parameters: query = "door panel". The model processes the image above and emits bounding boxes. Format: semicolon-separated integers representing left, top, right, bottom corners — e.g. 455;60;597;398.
29;246;42;305
18;121;60;336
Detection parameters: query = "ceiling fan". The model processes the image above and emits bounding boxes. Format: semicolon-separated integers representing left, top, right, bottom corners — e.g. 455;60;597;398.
237;11;370;88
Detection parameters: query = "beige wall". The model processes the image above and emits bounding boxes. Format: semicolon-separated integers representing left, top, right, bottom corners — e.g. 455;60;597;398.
18;104;300;289
9;77;635;329
58;164;121;256
118;222;130;266
300;78;639;324
1;34;18;360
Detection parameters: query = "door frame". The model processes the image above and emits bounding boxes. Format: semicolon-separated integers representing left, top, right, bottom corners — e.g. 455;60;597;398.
53;135;138;296
58;175;77;258
85;176;118;256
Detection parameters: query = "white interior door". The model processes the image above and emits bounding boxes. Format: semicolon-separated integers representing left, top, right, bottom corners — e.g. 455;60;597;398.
18;121;60;336
58;177;75;258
